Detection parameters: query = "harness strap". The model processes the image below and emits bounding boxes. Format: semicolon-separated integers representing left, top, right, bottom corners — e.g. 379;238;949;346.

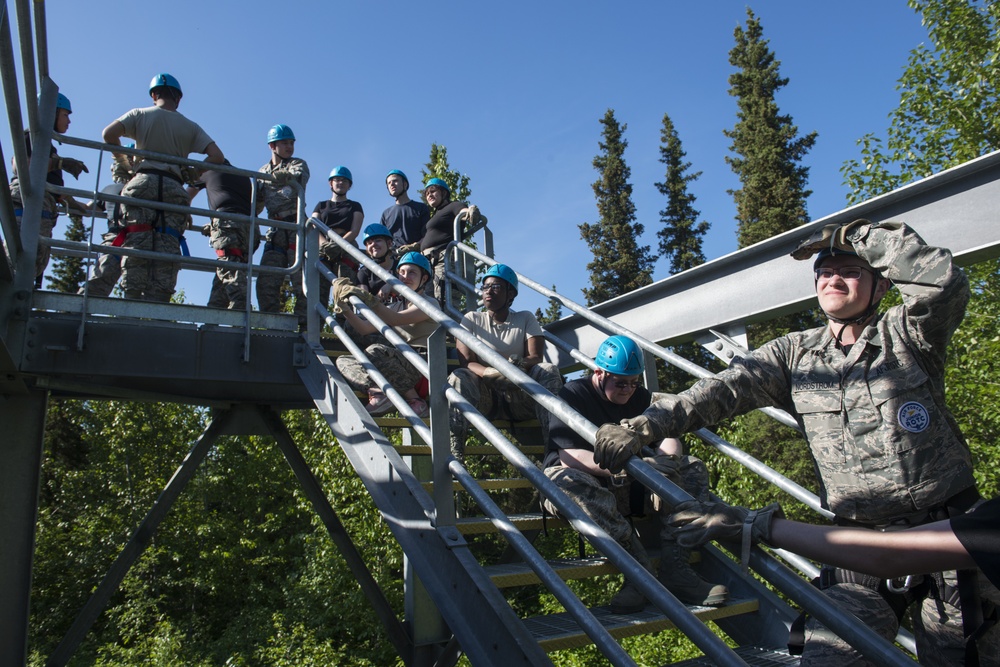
136;167;183;184
13;209;55;219
215;247;244;258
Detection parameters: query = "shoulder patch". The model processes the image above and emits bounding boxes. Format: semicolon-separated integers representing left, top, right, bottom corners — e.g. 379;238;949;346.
897;401;930;433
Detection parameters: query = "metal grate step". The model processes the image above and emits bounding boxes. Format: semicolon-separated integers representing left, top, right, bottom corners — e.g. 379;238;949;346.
484;550;701;588
455;512;567;535
523;598;760;652
671;645;800;666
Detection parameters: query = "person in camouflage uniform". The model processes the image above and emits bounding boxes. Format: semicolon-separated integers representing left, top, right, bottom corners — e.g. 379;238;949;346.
187;160;253;309
448;264;563;458
334;252;437;417
543;335;729;613
80;149;134;297
594;219;991;665
10;92;89;288
102;74;223;302
256;124;309;320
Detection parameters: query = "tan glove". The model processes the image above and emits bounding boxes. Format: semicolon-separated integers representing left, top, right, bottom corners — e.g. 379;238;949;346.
790;219;868;260
594;422;642;473
507;354;526;370
668;500;784;549
111;159;133;184
201;223;212;237
393;242;421;259
179;165;203;186
59;157;89;179
642;454;681;484
459;204;481;225
333;277;378;310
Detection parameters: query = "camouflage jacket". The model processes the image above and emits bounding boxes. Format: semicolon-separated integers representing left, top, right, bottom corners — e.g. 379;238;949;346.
643;221;975;524
257;157;309;222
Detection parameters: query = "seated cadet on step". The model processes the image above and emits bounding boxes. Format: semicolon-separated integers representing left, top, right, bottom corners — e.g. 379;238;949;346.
334;252;437;418
356;223;400;304
543;335;728;612
448;264;563;459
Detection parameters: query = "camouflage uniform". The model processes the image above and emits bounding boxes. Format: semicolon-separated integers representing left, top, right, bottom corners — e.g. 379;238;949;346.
118;171;189;301
81;166;130;297
9;132;61;281
334;301;437;394
256;157;309;318
638;221;988;664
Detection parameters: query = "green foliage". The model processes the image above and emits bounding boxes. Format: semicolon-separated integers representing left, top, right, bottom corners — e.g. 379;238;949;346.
655;113;709;274
47;213;87;292
534;286;563;325
841;0;1000;202
420;144;472;202
725;8;817;249
579;109;656;306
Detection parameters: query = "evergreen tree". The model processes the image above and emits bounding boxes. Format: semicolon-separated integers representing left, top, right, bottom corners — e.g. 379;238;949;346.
655;113;708;274
579;109;655;306
421;143;472;202
841;0;1000;498
725;8;817;249
534;287;563;325
46;213;87;292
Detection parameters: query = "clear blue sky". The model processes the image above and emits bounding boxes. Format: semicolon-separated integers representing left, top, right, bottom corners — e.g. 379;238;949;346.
13;1;929;313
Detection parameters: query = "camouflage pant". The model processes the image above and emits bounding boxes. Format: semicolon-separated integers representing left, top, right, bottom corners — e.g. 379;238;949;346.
207;218;250;309
80;232;122;297
448;363;563;453
256;228;304;318
541;457;710;568
11;190;57;279
120;173;189;302
801;575;999;666
335;336;423;395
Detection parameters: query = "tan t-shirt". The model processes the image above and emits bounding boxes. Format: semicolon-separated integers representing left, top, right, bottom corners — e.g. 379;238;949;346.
117;106;214;177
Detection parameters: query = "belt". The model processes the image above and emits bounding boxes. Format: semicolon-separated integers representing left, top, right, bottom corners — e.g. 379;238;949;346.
111;224;189;256
136;167;183;184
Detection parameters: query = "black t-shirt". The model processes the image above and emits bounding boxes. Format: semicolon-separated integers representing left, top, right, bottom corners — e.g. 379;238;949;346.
357;258;398;298
951;497;1000;588
23;130;63;188
200;170;252;214
420;199;466;252
381;200;430;247
543;376;652;468
313;199;363;237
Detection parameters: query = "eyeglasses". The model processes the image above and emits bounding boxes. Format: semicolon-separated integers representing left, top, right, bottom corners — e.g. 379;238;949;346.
815;266;867;281
609;377;642;390
481;283;505;293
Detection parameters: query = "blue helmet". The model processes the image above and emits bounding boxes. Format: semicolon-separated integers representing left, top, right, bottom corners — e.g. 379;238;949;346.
362;223;392;243
149;73;182;97
425;177;450;194
55;93;72;112
398;251;431;276
329;165;353;182
386;169;408;184
483;263;518;293
267;124;295;144
594;335;644;376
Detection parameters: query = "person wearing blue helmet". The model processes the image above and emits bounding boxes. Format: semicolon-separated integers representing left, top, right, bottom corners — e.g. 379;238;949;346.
541;334;729;612
10;91;89;287
334;251;437;418
312;166;364;307
419;177;470;304
448;263;563;458
257;124;310;318
102;73;224;301
380;169;429;250
594;220;990;664
356;223;400;303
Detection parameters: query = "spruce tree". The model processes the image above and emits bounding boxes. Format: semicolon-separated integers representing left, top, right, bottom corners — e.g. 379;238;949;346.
46;213;87;292
534;287;563;325
725;8;816;249
421;144;471;202
655;113;708;274
579;109;655;306
653;113;716;392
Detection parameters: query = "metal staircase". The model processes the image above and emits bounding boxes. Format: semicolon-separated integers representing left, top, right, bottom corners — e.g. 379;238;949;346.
4;2;1000;666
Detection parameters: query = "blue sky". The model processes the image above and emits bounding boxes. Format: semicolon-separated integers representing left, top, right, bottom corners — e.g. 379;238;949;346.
13;1;929;313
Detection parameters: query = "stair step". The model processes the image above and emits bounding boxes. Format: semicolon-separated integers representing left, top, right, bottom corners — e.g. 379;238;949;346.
395;443;545;456
523;598;760;652
484;551;702;588
672;645;800;666
421;478;535;493
455;512;567;535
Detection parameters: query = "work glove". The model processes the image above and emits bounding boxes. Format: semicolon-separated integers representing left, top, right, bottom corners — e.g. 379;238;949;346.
482;367;504;380
507;354;526;370
790;219;868;260
594;421;643;474
669;500;784;549
332;278;371;312
642;454;681;484
459;204;482;225
200;223;212;237
111;159;133;184
59;157;88;179
393;242;421;259
180;165;203;186
272;168;294;185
